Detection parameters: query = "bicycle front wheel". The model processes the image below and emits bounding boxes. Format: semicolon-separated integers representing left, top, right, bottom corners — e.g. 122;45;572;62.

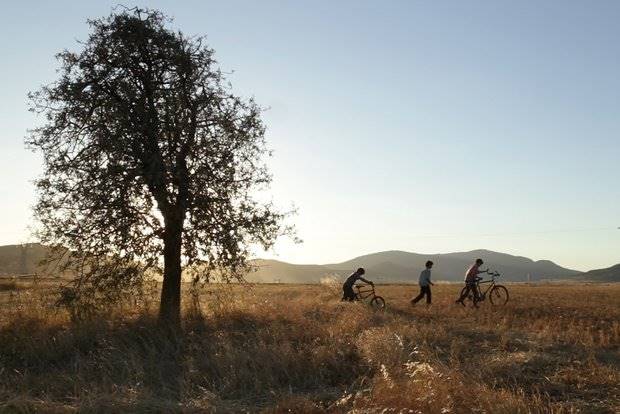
489;285;509;305
370;296;386;310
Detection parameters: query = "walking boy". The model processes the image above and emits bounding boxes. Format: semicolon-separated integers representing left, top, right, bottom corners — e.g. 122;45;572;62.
411;260;434;306
456;258;488;307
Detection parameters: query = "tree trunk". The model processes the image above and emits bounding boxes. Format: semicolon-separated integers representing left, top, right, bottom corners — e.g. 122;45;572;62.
159;216;183;325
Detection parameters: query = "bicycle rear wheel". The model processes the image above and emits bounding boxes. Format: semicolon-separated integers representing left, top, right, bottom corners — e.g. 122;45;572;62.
489;285;509;305
370;296;385;310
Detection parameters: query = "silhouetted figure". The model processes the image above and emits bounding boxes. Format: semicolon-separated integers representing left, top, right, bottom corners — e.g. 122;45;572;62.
456;258;488;308
342;267;373;301
411;260;434;306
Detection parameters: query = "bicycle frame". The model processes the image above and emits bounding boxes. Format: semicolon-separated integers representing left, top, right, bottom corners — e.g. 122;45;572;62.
354;284;376;301
475;272;500;300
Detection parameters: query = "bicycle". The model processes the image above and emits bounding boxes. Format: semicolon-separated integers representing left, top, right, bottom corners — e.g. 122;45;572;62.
354;283;386;310
459;271;509;306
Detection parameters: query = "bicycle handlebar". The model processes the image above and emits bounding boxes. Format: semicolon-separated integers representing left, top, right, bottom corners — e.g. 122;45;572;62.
475;271;501;283
479;271;501;279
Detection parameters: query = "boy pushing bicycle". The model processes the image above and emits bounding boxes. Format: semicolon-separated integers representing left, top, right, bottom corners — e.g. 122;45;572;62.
342;267;374;301
456;258;488;308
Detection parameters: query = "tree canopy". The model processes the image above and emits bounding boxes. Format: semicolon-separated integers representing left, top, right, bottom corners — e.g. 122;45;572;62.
27;8;291;324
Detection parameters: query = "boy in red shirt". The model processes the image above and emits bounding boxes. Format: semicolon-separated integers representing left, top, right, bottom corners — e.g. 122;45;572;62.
456;258;488;307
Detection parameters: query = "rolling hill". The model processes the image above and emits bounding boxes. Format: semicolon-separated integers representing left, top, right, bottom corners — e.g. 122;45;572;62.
0;243;50;275
570;263;620;282
248;249;581;283
0;243;602;283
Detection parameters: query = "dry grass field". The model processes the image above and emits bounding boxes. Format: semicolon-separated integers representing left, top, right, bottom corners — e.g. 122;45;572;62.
0;279;618;413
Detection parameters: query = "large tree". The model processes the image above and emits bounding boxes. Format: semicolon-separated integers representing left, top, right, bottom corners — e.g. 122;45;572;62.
27;8;290;324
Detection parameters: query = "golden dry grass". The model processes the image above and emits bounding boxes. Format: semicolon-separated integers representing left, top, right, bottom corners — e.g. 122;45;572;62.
0;279;618;413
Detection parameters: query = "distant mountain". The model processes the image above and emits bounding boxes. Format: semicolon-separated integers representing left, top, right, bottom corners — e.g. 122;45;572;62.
248;260;333;283
248;249;581;283
570;263;620;282
0;243;73;277
0;244;598;283
0;243;50;275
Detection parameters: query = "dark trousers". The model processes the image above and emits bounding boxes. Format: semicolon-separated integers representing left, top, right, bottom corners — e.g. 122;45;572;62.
342;285;356;301
458;283;479;304
412;285;431;305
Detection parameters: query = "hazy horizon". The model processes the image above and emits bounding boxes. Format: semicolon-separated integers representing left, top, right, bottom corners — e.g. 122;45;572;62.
256;246;594;271
1;1;619;271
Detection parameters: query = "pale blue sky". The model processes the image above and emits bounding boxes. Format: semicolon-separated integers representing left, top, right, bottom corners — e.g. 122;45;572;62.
1;1;619;271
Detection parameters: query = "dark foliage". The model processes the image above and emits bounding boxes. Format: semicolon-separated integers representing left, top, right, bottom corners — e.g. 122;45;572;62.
26;8;291;324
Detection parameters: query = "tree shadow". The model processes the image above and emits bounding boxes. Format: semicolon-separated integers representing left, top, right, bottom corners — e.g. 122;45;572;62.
0;310;368;409
0;315;185;402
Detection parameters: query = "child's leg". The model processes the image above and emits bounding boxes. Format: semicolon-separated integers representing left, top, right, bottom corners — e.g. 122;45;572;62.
411;286;425;304
471;284;480;307
457;284;470;303
342;286;355;301
426;286;432;305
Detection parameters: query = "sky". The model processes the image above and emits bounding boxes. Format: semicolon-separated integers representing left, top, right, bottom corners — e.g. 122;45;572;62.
1;0;619;271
